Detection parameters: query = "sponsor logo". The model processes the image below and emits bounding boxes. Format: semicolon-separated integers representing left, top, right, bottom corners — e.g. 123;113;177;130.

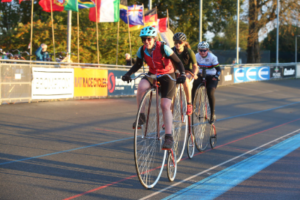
74;77;107;88
108;72;115;93
258;67;270;80
246;67;257;81
224;72;232;81
272;67;281;78
234;68;244;82
283;68;295;76
107;72;135;93
35;77;72;90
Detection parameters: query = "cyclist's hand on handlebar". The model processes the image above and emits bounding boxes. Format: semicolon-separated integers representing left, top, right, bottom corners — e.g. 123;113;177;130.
122;73;132;83
212;75;220;81
176;74;186;84
194;74;198;80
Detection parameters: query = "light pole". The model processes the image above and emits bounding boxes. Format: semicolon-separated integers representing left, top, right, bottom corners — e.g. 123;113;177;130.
236;0;240;64
199;0;203;42
295;35;300;63
276;0;279;65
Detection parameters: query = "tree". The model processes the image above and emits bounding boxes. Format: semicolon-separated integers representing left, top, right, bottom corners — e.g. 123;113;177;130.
130;0;237;50
246;0;300;63
260;25;299;63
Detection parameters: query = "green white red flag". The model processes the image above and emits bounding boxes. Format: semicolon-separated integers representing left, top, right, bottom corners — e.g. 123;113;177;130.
89;0;120;22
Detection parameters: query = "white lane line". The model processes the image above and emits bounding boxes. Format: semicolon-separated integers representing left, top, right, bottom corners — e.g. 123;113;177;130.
139;128;300;200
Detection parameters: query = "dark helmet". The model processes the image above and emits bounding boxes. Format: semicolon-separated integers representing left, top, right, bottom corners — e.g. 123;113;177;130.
173;32;187;41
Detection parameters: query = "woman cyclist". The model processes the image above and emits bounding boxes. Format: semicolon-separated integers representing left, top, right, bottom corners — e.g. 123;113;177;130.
192;41;221;124
122;26;186;150
172;32;198;115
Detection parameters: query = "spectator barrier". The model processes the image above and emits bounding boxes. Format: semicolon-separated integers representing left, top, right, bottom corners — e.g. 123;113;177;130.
0;59;298;105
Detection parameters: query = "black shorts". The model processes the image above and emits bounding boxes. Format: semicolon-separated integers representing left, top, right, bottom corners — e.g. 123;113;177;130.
142;72;176;99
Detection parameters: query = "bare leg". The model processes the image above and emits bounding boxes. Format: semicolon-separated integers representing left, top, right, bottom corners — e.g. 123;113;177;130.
161;98;173;134
183;74;192;104
136;79;151;112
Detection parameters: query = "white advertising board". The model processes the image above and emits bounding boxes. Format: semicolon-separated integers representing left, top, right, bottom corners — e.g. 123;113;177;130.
297;64;300;78
32;67;74;99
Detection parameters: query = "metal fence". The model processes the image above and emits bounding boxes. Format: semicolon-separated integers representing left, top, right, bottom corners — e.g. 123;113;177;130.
0;59;298;105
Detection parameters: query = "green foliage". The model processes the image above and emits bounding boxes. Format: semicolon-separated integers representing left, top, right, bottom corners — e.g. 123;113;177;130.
211;17;248;50
0;0;237;64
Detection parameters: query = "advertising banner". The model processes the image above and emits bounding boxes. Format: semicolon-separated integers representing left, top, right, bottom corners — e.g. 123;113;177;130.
282;66;296;78
234;67;246;83
74;68;107;97
219;67;234;86
234;66;270;83
270;66;282;79
297;64;300;78
107;70;136;96
32;67;74;99
257;66;270;81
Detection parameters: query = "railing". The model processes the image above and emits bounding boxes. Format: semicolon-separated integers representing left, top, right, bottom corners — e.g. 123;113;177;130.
0;60;298;105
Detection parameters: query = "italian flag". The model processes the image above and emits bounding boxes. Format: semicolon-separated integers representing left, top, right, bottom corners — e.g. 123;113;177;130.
89;0;120;22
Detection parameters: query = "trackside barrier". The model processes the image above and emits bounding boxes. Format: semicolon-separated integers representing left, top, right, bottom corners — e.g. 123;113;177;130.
0;60;297;105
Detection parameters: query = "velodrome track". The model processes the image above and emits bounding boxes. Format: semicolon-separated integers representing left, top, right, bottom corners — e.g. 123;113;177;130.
0;79;300;200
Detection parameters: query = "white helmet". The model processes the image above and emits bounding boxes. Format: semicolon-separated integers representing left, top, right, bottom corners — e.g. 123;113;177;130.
198;41;209;49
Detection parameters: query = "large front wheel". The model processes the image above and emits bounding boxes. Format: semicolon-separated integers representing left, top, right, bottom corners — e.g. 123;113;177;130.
172;84;188;163
193;85;210;151
134;89;166;189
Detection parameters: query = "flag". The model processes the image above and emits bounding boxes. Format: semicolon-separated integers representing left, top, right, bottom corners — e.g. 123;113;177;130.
39;0;64;12
89;0;120;23
1;0;12;2
157;17;167;32
64;0;78;11
78;0;94;9
120;5;143;26
120;0;126;5
129;7;157;31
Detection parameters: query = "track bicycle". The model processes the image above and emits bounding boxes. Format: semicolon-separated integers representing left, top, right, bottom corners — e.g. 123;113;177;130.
192;67;217;151
172;71;197;161
132;73;177;189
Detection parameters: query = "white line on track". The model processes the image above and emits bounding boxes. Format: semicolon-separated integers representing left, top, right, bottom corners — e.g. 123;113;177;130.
139;128;300;200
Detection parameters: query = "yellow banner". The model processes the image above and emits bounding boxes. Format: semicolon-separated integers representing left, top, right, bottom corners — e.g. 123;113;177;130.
74;68;107;97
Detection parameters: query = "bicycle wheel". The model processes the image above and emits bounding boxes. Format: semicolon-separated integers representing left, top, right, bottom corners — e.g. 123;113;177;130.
172;84;188;163
167;149;177;182
187;133;195;158
193;86;209;151
134;89;166;189
210;124;217;149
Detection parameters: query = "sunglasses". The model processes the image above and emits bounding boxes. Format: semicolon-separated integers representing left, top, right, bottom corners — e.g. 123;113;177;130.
198;49;208;53
174;40;184;45
141;37;153;42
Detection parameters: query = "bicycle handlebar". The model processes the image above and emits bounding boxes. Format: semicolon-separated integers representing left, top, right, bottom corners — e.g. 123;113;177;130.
132;73;176;82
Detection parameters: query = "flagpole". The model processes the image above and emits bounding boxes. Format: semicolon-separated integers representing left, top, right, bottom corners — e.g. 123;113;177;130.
29;0;34;61
95;0;99;65
127;8;132;66
77;11;80;63
116;21;119;65
167;9;169;29
142;4;145;28
50;0;56;61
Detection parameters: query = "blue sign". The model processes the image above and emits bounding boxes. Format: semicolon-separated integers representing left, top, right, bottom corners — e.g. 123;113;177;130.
245;67;257;82
257;66;270;81
234;68;245;83
107;70;135;96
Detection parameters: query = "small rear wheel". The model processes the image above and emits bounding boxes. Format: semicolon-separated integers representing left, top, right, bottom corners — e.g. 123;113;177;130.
187;134;195;158
167;150;177;182
210;124;217;149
